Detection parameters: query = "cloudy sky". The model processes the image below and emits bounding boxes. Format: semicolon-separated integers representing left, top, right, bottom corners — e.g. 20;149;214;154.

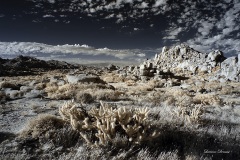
0;0;239;60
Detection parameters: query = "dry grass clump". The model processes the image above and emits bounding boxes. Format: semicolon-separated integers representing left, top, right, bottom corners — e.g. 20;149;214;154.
140;91;176;106
126;84;155;97
0;81;18;89
219;85;233;95
101;73;125;83
141;89;194;106
45;83;59;93
59;101;160;147
125;80;136;86
193;93;222;106
204;81;222;92
75;92;94;104
45;82;119;101
91;89;122;101
20;114;66;138
19;114;80;150
147;79;165;88
45;83;116;100
34;82;47;90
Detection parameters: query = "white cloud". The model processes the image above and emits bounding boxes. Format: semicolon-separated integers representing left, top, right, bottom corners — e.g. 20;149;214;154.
154;0;167;7
48;0;55;4
134;28;140;31
89;8;96;13
138;2;148;9
105;14;115;19
198;21;214;36
0;42;146;61
164;27;182;39
43;14;55;18
0;14;5;18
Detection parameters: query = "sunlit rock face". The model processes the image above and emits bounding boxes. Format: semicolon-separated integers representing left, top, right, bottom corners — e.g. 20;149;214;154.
217;56;240;82
152;44;225;73
136;44;240;82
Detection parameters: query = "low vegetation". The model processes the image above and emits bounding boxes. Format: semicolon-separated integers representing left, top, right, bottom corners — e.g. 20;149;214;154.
1;60;240;160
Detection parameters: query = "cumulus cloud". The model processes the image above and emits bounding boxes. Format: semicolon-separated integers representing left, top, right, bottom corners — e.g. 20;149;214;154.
2;0;240;56
138;2;149;9
160;0;240;56
0;42;146;62
154;0;167;7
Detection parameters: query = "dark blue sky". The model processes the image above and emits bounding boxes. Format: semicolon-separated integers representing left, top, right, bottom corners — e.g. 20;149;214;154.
0;0;239;55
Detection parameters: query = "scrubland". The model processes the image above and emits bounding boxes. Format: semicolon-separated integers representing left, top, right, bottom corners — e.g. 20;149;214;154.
0;66;240;160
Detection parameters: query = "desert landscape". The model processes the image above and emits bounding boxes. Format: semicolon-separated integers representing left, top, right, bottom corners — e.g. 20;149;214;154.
0;44;240;159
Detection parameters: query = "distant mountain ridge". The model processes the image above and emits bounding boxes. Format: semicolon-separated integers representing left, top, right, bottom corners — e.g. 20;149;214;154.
0;55;79;76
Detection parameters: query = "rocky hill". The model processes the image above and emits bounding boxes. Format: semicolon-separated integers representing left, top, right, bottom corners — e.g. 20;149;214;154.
0;55;79;76
136;44;240;82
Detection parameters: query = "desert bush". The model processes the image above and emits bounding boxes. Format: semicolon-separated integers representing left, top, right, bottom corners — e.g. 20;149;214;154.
125;80;136;86
0;81;18;89
148;79;165;88
49;91;73;100
45;82;117;101
59;101;160;147
75;92;94;104
219;85;233;95
20;114;66;138
101;73;125;83
19;114;80;151
34;82;46;90
193;94;222;106
164;96;177;106
139;91;177;106
45;84;58;93
91;89;121;101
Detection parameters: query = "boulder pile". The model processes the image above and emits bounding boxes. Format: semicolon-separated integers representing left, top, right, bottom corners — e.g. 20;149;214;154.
135;44;240;82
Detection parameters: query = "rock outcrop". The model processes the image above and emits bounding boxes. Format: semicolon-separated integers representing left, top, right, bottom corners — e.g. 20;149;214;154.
215;56;240;82
135;44;240;82
152;44;225;74
0;55;79;76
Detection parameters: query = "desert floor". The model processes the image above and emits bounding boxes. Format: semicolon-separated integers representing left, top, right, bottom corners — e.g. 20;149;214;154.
0;62;240;160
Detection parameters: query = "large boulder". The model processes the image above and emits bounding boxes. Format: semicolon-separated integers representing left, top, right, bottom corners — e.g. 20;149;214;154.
206;50;225;63
218;57;240;81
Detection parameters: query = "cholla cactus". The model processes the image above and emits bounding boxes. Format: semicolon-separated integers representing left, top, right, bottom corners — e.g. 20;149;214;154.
59;100;160;146
173;104;203;124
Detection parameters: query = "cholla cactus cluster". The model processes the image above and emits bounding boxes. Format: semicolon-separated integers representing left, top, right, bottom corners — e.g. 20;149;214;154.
173;105;203;124
59;100;160;146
